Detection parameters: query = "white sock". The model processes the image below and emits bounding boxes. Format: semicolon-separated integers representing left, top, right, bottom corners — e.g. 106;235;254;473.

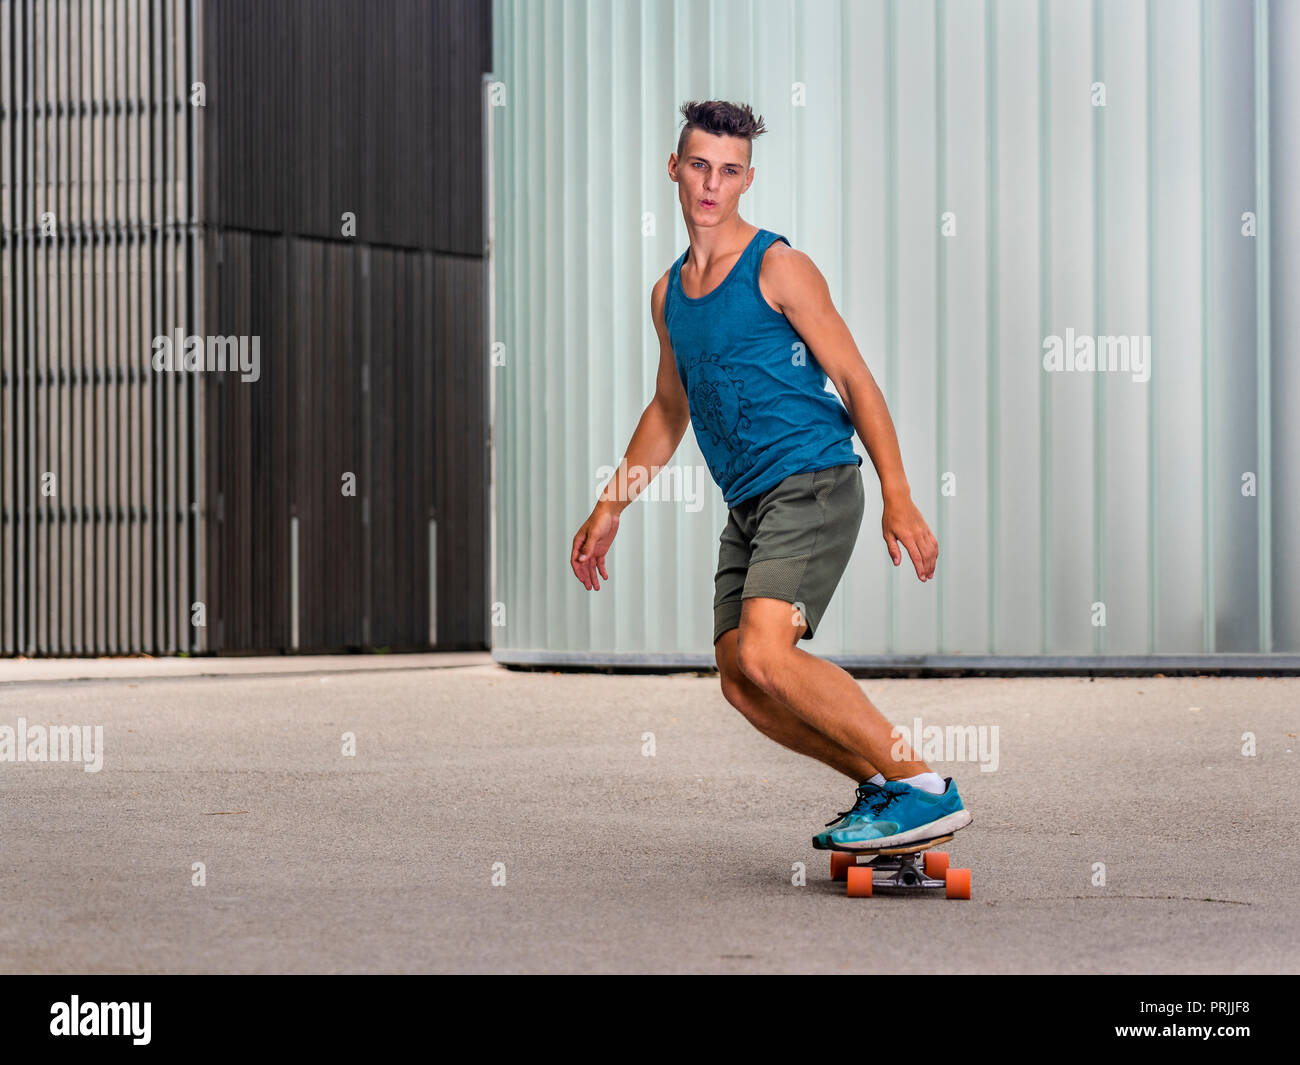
865;773;886;786
899;771;946;795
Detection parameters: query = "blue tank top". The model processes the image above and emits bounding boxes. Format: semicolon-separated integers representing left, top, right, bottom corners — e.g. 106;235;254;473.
664;227;863;507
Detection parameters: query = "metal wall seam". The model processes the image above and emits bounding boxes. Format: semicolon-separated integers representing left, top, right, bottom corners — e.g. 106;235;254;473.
984;1;1000;654
1092;1;1105;656
135;0;143;652
38;0;49;654
1253;0;1271;652
936;1;948;654
113;0;125;654
156;0;168;652
27;0;37;652
189;0;202;654
1;1;10;651
1037;0;1051;655
72;0;84;654
89;0;99;652
885;0;898;654
1200;0;1213;654
1146;0;1158;654
23;0;32;654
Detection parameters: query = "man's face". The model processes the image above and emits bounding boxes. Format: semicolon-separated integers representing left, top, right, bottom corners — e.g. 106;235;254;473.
670;130;753;224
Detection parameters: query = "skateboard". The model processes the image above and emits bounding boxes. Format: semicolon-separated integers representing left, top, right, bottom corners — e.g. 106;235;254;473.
828;834;971;899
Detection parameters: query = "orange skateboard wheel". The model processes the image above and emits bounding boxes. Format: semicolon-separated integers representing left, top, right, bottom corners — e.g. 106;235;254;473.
846;866;874;897
944;868;971;899
830;851;856;882
923;851;949;879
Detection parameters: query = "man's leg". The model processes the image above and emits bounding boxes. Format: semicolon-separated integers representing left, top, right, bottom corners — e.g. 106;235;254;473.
715;627;879;781
734;596;930;780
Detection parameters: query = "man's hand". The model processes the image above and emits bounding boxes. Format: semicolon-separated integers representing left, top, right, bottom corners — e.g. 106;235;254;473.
882;493;937;581
571;504;620;590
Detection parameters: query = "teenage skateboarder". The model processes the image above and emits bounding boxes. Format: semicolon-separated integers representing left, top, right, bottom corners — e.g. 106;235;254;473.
570;99;971;851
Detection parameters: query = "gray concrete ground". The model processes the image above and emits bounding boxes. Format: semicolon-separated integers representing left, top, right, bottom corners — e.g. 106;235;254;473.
1;654;1296;973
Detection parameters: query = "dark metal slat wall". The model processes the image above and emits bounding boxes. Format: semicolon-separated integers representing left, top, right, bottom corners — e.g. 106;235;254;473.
3;0;490;655
1;0;198;656
201;236;485;653
201;0;489;652
208;0;483;254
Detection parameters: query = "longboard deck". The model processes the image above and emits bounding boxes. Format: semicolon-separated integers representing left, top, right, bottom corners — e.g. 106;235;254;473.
830;833;954;858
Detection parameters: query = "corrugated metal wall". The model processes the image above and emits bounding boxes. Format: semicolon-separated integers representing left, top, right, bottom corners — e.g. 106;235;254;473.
3;0;492;655
200;0;491;652
1;0;201;656
200;233;487;652
203;0;485;253
490;0;1299;666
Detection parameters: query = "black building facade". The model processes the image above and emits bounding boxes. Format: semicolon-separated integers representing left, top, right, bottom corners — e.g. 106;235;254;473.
1;0;491;654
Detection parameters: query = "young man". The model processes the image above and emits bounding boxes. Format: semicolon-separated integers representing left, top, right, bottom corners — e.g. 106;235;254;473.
570;100;971;851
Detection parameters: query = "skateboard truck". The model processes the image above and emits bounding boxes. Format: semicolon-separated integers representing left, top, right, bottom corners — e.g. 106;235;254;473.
828;834;972;899
867;851;946;891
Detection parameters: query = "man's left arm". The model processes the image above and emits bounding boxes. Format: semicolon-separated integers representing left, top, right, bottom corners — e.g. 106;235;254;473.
764;245;937;582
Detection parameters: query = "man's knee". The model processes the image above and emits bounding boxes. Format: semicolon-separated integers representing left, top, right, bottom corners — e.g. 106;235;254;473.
736;631;785;691
734;599;802;688
717;630;778;727
717;666;778;736
715;629;748;706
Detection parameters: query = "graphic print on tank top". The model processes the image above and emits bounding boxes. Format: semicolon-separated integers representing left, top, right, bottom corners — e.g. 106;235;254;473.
684;350;752;483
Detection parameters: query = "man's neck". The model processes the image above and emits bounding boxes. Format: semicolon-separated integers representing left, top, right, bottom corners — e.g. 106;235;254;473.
683;217;758;270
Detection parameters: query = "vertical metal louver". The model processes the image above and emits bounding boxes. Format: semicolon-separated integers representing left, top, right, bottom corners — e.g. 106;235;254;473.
2;0;201;655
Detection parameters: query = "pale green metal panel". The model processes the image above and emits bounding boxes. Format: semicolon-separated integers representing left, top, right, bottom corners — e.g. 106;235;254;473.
1270;0;1298;653
991;0;1044;656
490;0;1295;663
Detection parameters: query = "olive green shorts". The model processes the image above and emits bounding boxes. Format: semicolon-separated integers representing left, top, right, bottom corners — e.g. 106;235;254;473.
713;462;866;644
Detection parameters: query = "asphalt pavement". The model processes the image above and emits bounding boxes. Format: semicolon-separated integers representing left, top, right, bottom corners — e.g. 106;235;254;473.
1;654;1295;973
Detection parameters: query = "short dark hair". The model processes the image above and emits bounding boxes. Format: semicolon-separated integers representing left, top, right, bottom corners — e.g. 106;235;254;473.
675;100;767;166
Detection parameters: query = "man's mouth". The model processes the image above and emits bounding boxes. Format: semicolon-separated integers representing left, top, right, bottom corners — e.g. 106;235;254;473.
701;199;717;208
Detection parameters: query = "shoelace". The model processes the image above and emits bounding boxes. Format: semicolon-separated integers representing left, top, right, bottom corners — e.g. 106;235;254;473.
823;784;882;827
869;787;906;814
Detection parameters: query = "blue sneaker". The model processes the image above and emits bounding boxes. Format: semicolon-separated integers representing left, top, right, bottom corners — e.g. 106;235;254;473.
827;778;972;850
811;782;883;849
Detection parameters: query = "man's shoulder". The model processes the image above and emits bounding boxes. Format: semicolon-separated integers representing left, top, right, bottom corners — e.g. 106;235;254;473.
651;267;671;327
652;265;672;303
653;250;685;293
757;235;821;309
758;233;803;265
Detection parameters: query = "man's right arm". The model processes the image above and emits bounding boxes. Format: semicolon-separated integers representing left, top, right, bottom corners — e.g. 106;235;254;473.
592;271;692;516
